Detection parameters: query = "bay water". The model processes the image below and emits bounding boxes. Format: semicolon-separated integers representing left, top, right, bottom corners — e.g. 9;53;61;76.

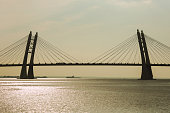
0;78;170;113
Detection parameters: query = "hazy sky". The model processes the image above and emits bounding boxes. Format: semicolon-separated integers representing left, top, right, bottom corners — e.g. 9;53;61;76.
0;0;170;78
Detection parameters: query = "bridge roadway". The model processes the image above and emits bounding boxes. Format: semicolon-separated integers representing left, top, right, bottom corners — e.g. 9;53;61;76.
0;63;170;67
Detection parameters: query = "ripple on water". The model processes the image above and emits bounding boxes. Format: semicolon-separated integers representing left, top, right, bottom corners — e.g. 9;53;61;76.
0;78;170;113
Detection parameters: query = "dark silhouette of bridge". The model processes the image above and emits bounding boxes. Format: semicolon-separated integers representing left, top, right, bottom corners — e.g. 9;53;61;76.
1;30;170;80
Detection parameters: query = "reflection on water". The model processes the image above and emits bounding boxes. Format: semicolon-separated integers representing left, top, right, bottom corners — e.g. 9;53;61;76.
0;78;170;113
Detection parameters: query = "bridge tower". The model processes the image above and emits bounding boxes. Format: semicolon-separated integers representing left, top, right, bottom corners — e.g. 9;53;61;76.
28;32;38;79
20;31;32;79
20;32;38;79
137;29;153;80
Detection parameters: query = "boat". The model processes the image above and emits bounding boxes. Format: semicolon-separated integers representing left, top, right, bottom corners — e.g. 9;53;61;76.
66;75;80;78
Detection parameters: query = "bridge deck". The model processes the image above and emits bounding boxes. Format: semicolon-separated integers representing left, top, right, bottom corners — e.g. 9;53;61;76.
0;63;170;67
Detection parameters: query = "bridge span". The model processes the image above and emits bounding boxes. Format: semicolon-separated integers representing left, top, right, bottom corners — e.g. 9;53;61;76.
1;63;170;67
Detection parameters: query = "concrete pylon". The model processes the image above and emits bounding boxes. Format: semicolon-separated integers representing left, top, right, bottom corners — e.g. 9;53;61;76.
28;32;38;79
20;31;32;79
137;29;153;80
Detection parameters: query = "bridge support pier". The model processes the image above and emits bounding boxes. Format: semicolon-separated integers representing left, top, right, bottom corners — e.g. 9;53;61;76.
20;32;38;79
137;30;153;80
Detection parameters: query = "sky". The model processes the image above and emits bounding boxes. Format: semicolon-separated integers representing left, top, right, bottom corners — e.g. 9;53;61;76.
0;0;170;78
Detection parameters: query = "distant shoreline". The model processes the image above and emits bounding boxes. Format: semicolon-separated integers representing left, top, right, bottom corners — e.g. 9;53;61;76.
0;76;47;78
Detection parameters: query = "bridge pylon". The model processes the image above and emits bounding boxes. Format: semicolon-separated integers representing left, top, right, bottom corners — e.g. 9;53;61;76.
28;32;38;79
137;29;153;80
20;31;38;79
20;31;32;79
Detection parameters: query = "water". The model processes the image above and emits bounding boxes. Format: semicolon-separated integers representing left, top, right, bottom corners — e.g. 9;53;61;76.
0;78;170;113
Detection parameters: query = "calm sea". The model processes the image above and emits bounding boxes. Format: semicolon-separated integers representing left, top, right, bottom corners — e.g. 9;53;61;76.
0;78;170;113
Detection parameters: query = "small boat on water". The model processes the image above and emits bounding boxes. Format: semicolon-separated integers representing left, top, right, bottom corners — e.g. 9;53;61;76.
66;75;80;78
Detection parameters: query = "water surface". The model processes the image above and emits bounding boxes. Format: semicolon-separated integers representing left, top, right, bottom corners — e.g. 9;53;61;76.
0;78;170;113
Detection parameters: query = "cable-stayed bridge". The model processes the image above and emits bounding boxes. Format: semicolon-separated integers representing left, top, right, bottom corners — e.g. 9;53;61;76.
0;30;170;80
